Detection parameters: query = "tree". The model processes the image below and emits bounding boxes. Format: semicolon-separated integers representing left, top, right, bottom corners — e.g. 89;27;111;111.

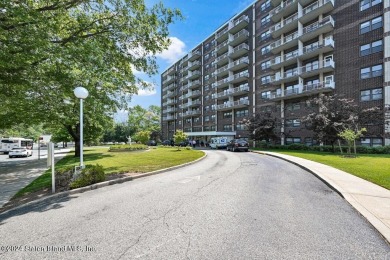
128;105;161;133
302;94;359;148
134;130;150;145
338;128;366;155
173;130;187;150
242;112;278;146
0;0;181;156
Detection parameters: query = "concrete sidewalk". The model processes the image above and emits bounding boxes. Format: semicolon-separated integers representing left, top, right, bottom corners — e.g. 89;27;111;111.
254;151;390;243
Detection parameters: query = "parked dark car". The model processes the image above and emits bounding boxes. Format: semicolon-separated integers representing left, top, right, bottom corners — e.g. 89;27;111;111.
147;140;157;146
226;139;249;152
175;140;190;147
162;140;174;146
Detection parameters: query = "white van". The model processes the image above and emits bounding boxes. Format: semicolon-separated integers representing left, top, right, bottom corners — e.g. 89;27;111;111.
209;137;233;149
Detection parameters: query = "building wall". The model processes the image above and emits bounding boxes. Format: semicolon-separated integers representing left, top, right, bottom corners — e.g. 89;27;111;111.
161;0;386;146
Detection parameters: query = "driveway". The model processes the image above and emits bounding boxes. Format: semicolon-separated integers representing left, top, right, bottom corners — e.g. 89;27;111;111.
0;149;71;207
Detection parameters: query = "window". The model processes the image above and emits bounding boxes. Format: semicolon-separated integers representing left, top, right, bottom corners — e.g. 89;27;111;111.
371;40;383;53
361;138;383;147
360;88;382;101
261;60;271;70
361;64;382;79
360;0;382;11
360;40;383;56
260;30;270;41
261;75;271;84
286;103;301;111
261;45;270;55
236;109;249;118
223;112;232;118
360;16;383;34
185;118;191;123
261;15;270;26
223;124;232;131
260;105;273;112
204;116;209;122
211;115;216;121
236;124;247;130
305;137;313;146
261;91;271;99
285;119;301;127
286;138;301;144
261;0;271;11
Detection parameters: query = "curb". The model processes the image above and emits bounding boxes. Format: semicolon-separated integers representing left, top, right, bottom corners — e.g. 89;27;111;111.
251;150;390;244
0;152;207;216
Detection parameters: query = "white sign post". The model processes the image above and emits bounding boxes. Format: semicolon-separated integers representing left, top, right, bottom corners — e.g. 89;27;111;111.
47;142;55;193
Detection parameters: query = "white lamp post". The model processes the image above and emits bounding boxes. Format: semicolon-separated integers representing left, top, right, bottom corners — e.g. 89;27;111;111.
74;87;89;169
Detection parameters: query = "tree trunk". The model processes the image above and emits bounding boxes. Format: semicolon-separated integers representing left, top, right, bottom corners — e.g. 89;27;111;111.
64;123;80;158
75;139;80;157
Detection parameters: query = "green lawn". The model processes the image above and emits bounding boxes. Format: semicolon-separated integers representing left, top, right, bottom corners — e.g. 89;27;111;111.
258;149;390;190
15;146;204;197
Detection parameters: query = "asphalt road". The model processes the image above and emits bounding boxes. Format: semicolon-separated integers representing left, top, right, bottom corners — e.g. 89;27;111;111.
0;149;70;207
0;150;389;259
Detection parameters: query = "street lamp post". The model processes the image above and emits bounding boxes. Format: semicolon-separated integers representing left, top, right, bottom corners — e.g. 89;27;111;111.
74;87;89;169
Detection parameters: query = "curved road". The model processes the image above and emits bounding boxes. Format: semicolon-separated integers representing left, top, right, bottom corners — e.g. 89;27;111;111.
0;150;389;259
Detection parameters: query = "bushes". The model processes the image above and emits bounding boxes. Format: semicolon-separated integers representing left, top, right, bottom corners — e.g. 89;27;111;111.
54;164;106;190
109;144;147;151
70;164;106;189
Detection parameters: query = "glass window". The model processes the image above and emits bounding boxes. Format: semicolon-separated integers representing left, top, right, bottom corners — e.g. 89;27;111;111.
372;88;382;100
360;90;371;101
360;43;371;56
372;0;382;5
372;138;382;147
261;45;270;55
360;0;370;11
360;67;371;79
360;138;371;146
371;64;382;77
360;21;370;34
261;91;271;99
371;16;382;30
371;40;382;53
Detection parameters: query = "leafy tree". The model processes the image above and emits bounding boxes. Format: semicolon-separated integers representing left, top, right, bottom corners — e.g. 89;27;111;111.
241;112;278;146
128;105;161;133
0;0;182;156
173;130;187;150
338;128;366;155
134;130;150;145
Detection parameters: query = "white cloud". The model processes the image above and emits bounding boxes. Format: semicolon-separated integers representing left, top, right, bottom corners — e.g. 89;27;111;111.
156;37;186;64
137;88;157;96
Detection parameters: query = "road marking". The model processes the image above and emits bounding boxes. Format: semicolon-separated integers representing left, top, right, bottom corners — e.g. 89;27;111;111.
178;175;201;184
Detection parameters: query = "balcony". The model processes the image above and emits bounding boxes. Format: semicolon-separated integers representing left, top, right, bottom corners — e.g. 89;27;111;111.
270;49;299;70
230;70;249;84
167;83;176;90
166;91;177;98
270;0;298;22
182;109;201;117
229;15;249;34
188;60;201;70
166;99;176;105
216;77;230;88
216;83;249;100
163;75;176;85
216;26;229;42
270;31;299;54
188;49;201;61
300;59;335;78
216;99;250;111
270;80;335;101
216;39;229;54
215;64;230;77
189;79;201;88
163;115;177;121
300;16;335;42
270;12;299;38
166;66;175;76
188;90;202;98
299;38;334;61
270;67;300;85
187;70;201;80
230;56;249;71
229;29;249;46
229;43;249;59
300;0;335;24
181;100;201;109
215;52;229;66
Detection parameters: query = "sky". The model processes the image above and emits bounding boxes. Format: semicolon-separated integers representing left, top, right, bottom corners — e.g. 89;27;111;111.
115;0;256;122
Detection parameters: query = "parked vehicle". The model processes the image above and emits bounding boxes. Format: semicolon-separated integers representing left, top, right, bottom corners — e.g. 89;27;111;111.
226;139;249;152
8;147;33;158
0;137;33;154
162;140;173;146
147;140;157;146
175;140;190;147
209;136;234;149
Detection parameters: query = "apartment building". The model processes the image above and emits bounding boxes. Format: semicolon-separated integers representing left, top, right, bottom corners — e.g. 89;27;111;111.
161;0;389;146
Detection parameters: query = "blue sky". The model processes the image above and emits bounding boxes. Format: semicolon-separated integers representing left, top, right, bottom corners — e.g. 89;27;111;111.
116;0;255;122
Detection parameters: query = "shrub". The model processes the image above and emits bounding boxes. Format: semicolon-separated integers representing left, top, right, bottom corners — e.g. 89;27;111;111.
70;164;106;189
109;144;147;151
55;166;74;189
